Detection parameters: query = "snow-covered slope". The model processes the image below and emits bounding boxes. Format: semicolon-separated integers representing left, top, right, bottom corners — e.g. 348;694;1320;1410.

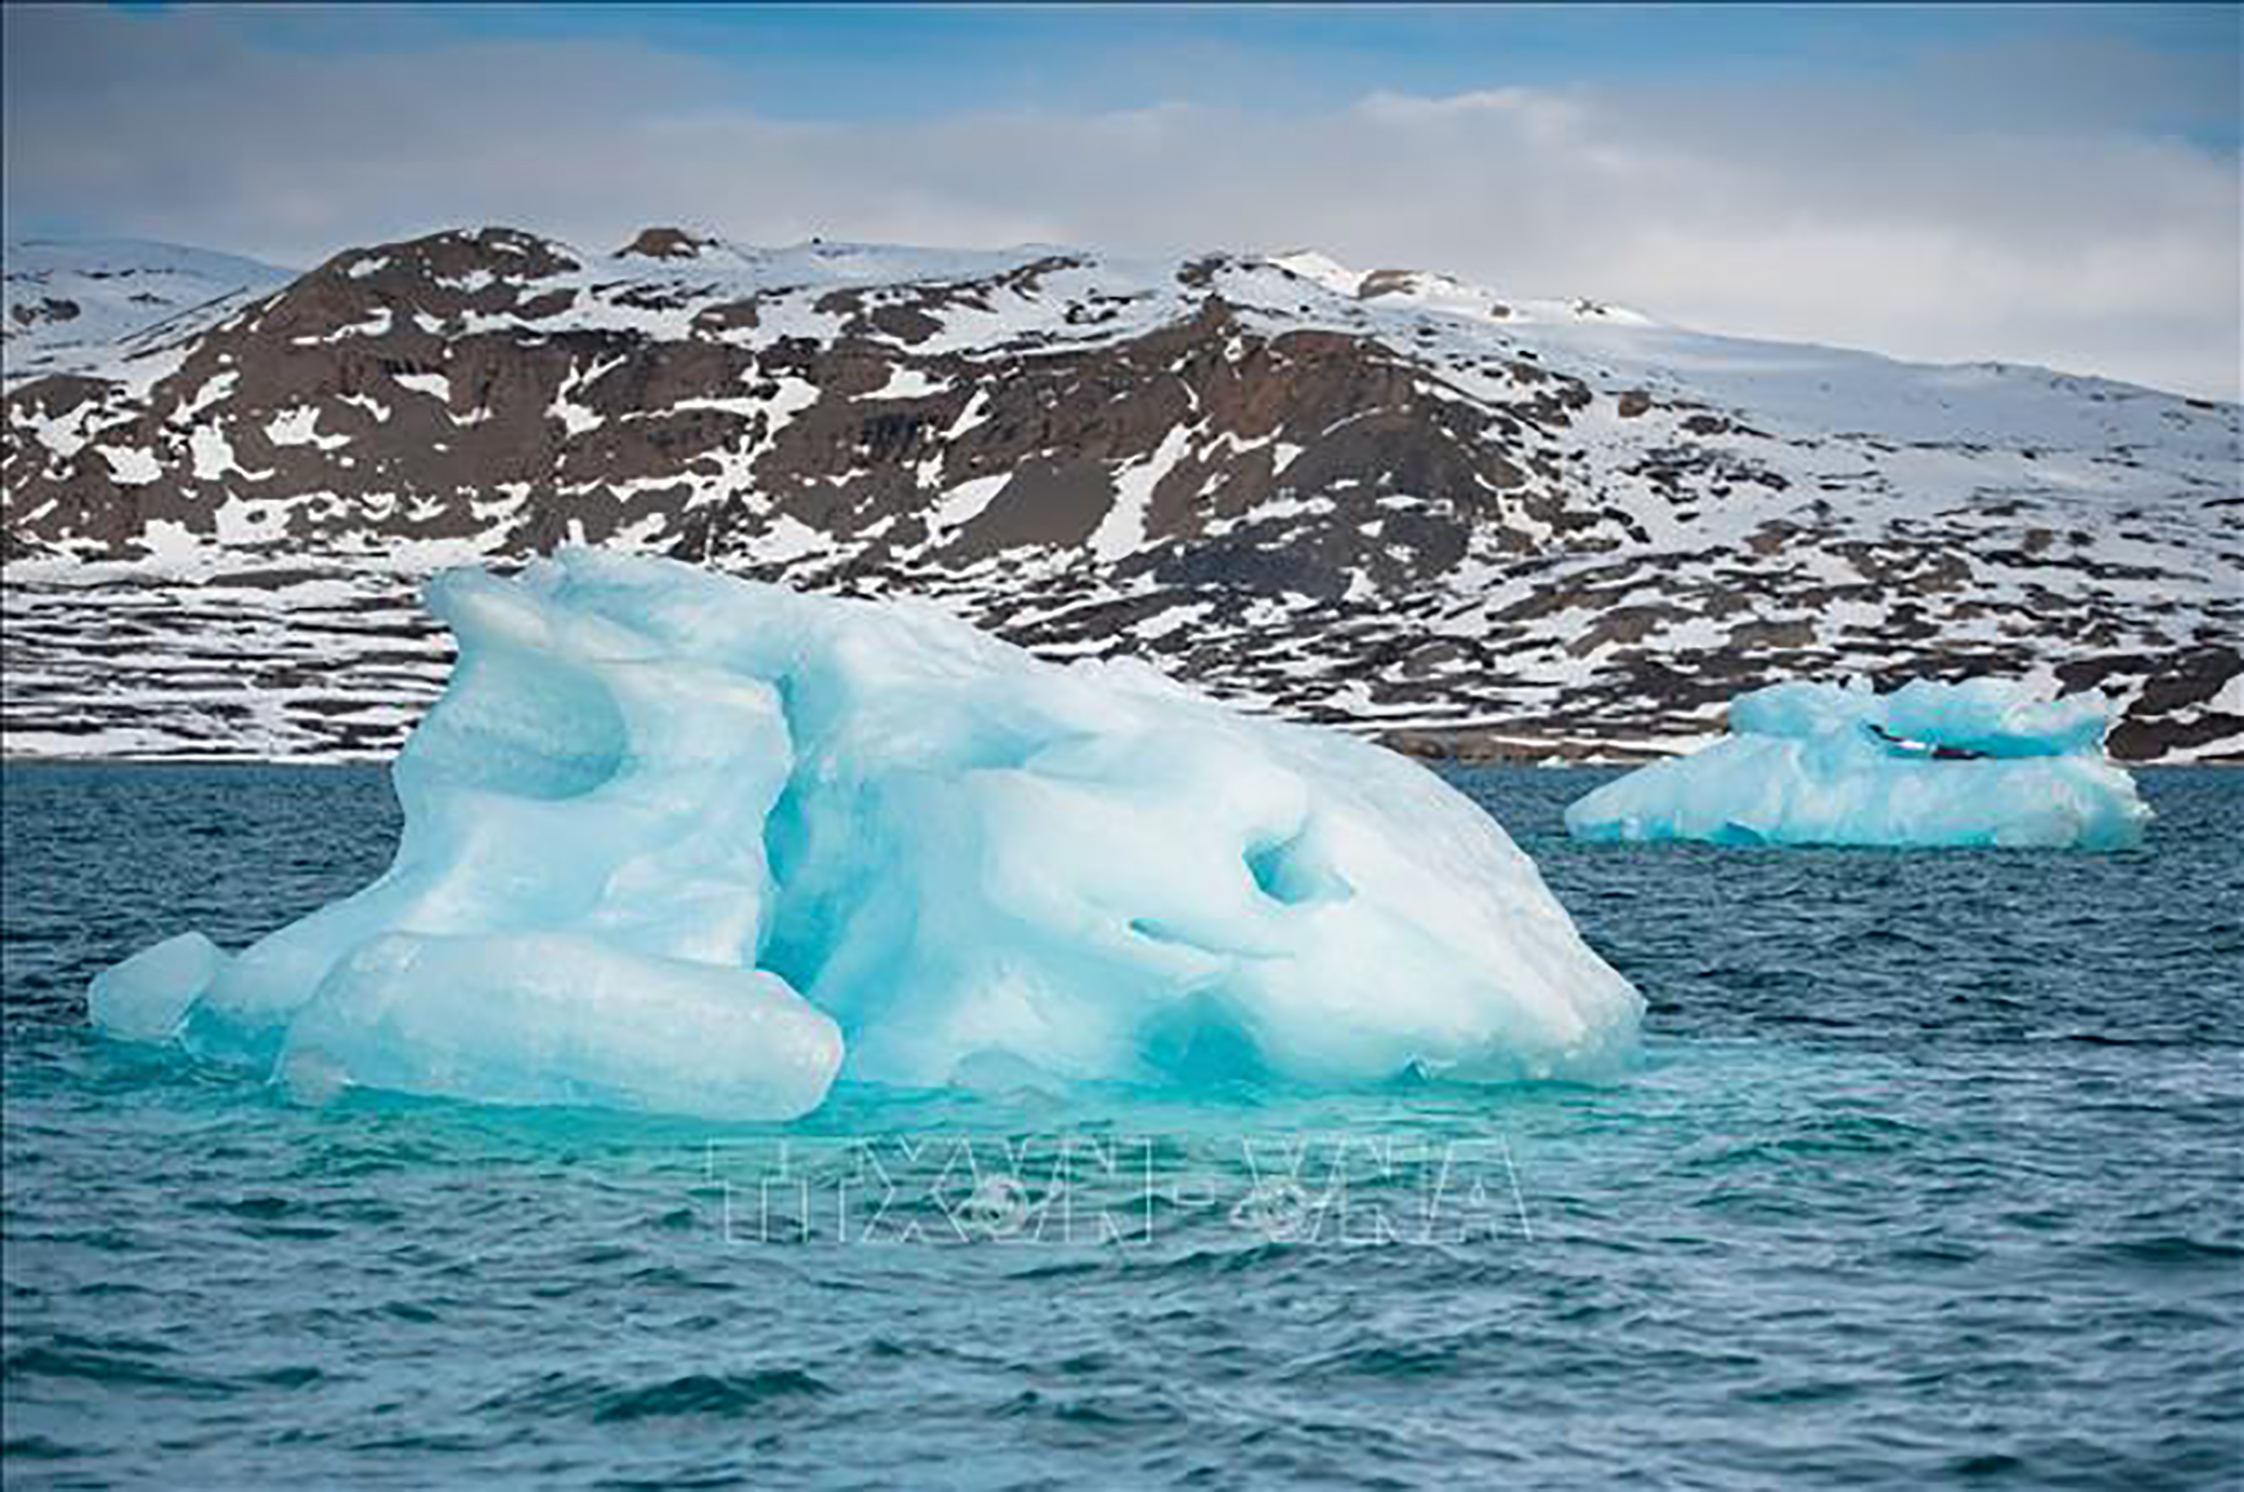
3;227;2238;762
3;239;295;387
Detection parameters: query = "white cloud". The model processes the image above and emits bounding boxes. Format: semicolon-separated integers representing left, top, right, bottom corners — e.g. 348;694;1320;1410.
5;6;2237;397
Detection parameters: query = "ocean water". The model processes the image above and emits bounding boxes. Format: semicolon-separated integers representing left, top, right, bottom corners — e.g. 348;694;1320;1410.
2;763;2238;1490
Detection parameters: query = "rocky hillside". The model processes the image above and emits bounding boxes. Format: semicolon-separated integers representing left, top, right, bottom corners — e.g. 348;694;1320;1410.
4;227;2239;762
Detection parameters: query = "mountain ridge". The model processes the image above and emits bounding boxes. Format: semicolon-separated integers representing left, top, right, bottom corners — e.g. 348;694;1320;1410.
4;226;2238;763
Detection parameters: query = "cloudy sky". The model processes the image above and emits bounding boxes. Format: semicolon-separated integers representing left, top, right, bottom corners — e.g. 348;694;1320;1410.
5;3;2238;398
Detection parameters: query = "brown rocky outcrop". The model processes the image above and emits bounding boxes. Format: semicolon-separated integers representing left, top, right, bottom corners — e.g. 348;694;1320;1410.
3;227;2237;764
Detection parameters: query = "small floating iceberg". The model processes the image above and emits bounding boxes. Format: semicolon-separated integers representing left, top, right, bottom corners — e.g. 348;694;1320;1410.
91;549;1641;1120
1565;678;2150;850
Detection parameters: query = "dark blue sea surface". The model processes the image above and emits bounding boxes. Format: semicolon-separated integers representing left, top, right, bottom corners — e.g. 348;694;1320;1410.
3;764;2238;1489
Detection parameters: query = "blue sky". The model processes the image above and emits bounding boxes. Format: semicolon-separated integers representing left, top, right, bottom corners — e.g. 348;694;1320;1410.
178;3;2244;139
5;3;2239;395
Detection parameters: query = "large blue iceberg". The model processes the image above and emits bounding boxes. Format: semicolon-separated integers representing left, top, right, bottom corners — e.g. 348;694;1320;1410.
90;550;1641;1120
1565;679;2150;850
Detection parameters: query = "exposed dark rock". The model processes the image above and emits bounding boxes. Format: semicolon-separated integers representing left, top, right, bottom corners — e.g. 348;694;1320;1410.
4;227;2236;764
617;227;716;260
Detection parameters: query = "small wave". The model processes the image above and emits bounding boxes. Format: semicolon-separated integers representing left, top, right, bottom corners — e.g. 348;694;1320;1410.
1283;1340;1474;1382
995;1388;1187;1428
478;1367;835;1423
593;1369;834;1422
3;1340;227;1397
1004;1257;1111;1283
1125;1239;1309;1280
2087;1235;2244;1269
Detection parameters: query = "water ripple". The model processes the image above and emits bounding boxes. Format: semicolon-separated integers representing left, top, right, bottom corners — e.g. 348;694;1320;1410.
2;764;2238;1489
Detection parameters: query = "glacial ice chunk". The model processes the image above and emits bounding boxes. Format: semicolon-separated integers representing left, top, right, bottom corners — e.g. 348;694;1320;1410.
88;930;223;1041
280;932;841;1121
90;549;1641;1119
1566;678;2150;849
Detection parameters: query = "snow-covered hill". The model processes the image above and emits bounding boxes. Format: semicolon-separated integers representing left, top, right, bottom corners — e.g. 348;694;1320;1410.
3;239;295;387
3;226;2238;762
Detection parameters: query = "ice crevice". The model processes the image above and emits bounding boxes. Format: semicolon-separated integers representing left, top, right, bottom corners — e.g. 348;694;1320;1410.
91;548;1642;1120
